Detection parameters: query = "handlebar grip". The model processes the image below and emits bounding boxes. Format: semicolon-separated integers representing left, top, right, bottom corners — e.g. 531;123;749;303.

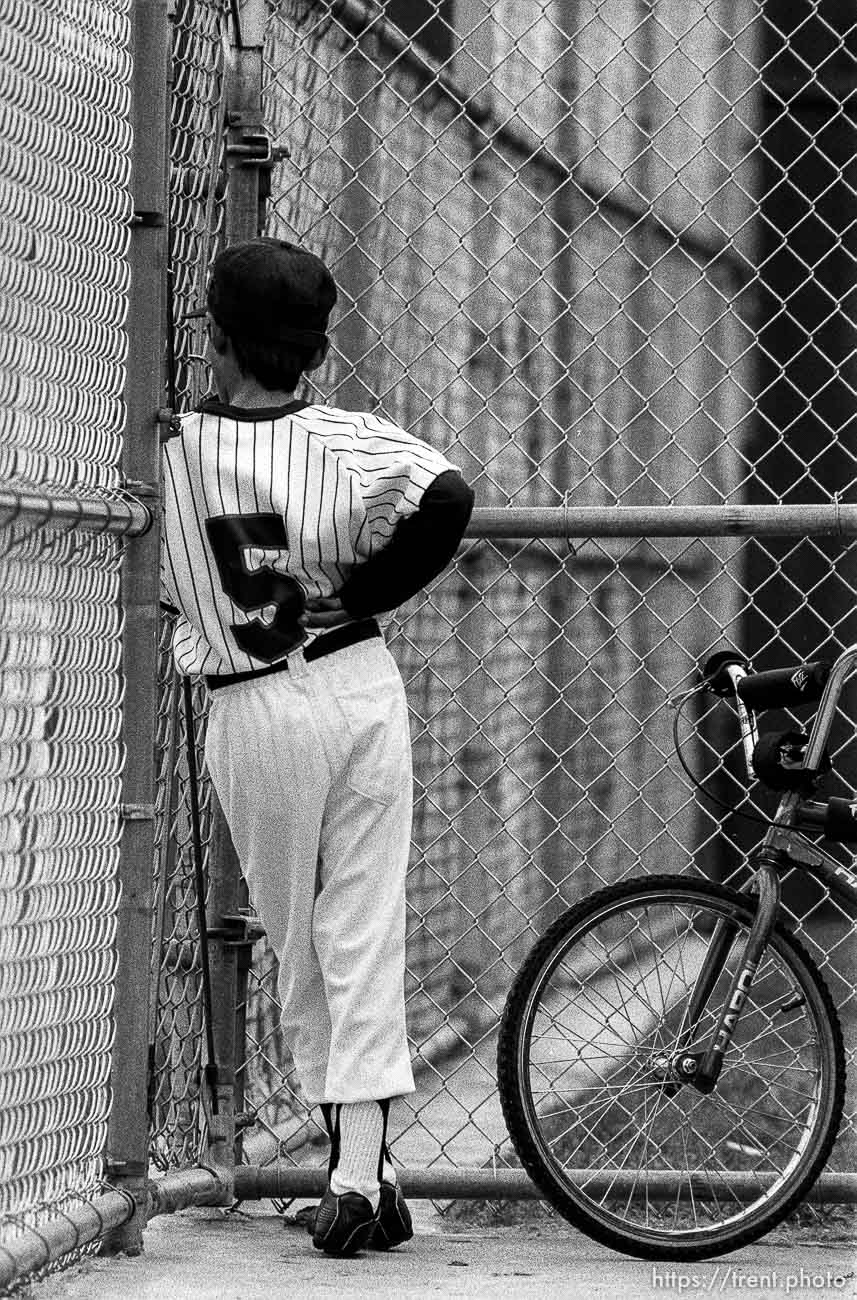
702;651;831;709
736;661;831;710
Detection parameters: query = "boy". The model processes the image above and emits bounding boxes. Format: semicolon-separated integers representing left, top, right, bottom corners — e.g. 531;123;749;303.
161;237;474;1256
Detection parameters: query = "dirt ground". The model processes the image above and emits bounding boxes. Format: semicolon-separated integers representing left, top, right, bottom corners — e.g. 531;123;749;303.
28;1199;856;1300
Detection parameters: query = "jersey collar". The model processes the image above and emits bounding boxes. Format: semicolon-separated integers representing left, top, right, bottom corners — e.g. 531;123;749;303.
198;398;309;420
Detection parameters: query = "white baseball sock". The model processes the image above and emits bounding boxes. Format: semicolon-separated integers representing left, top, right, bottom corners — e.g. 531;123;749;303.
329;1101;383;1210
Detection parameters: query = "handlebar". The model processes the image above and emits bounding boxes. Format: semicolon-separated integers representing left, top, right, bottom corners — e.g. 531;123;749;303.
698;644;857;805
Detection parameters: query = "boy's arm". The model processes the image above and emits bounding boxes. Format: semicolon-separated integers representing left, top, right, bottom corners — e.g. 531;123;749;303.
338;468;474;618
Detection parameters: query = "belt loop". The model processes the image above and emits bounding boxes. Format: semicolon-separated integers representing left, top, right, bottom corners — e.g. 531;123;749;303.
288;647;308;680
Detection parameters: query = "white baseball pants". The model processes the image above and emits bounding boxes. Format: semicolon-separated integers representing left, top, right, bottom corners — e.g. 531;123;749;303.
204;637;416;1105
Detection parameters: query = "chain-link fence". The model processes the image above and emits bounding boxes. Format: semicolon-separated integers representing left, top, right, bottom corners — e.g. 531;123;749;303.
148;0;231;1175
0;0;135;1269
224;0;856;1179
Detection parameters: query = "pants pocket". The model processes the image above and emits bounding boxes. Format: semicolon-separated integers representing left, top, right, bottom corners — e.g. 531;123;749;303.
336;675;411;806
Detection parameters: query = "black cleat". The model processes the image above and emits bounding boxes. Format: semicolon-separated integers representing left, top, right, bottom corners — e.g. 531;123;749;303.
311;1186;377;1256
370;1180;413;1250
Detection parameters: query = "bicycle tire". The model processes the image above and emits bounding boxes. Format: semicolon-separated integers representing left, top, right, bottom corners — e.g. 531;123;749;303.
498;875;845;1260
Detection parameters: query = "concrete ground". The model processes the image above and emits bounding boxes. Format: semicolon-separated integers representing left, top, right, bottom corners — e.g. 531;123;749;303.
30;1198;856;1300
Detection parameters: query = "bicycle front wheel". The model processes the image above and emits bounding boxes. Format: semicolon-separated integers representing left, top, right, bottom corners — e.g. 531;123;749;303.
498;876;845;1260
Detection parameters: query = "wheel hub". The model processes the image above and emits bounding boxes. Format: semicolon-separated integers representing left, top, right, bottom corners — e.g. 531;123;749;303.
649;1051;704;1088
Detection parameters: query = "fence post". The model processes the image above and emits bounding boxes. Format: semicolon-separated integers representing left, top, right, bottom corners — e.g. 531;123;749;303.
200;0;271;1186
225;0;271;244
101;0;169;1256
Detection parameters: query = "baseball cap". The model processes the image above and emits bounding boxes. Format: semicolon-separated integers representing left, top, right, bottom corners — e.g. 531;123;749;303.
193;237;337;349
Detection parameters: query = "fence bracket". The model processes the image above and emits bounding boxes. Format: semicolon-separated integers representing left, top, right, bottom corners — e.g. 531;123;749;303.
225;124;288;166
120;803;156;821
157;407;182;441
206;912;266;950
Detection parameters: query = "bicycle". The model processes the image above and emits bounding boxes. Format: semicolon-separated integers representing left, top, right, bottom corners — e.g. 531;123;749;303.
498;643;857;1260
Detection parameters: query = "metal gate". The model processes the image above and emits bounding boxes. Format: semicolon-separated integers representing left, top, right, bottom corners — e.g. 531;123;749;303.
151;0;857;1187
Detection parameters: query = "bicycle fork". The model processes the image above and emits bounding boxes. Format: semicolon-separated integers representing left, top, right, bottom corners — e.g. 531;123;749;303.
669;855;783;1094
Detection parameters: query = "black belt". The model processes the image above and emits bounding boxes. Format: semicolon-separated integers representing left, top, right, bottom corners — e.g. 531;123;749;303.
206;619;381;692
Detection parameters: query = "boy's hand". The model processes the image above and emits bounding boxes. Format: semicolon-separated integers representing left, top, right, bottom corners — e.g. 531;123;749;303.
300;595;351;630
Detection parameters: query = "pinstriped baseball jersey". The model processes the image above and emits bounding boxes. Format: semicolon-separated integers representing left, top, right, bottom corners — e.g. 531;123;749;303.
161;399;457;677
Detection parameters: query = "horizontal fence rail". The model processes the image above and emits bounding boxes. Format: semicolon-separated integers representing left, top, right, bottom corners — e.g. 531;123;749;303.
0;1190;135;1294
230;1165;857;1207
0;1167;230;1295
0;488;152;538
468;505;857;539
1;499;853;545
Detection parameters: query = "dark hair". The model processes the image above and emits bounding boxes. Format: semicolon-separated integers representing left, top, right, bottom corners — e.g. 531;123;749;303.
227;333;318;392
205;237;336;391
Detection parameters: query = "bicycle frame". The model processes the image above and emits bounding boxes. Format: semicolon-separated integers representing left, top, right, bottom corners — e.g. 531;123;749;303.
682;643;857;1093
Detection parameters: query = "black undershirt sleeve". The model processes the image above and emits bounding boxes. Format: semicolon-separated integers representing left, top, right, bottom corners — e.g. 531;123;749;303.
340;469;475;618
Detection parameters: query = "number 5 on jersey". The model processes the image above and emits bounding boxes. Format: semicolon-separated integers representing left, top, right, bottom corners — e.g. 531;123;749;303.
205;513;306;662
